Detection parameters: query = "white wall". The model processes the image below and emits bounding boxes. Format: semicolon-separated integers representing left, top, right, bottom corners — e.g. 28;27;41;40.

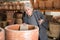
20;0;30;3
45;12;60;16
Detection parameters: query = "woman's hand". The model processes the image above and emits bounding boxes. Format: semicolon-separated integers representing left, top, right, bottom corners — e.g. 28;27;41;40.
38;19;44;25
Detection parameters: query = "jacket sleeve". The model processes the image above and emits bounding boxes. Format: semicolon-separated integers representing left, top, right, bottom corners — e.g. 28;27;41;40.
34;10;45;20
23;17;28;24
34;10;49;30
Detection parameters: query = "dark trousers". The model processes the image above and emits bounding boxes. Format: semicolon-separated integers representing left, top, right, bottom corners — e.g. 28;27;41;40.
39;25;48;40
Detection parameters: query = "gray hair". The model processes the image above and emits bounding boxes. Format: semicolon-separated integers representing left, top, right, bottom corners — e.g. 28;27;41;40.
24;2;33;9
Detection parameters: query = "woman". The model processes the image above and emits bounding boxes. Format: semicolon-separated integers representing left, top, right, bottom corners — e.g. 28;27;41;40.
23;2;48;40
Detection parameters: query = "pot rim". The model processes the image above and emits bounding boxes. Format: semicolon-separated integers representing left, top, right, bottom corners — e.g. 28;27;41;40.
5;24;39;32
0;28;4;32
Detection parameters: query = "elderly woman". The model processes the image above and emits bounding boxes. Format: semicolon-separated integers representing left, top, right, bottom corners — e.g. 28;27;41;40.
23;2;48;40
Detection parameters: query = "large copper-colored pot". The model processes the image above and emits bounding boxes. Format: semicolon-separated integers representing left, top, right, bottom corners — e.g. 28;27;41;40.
0;28;5;40
5;24;39;40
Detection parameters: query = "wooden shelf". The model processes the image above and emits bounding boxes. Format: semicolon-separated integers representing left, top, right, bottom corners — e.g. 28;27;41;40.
30;0;60;12
0;8;24;11
39;9;60;12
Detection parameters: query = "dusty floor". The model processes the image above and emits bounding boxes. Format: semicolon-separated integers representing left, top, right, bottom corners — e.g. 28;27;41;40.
48;37;60;40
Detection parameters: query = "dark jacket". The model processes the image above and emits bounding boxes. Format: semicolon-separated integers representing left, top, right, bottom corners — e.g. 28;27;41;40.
23;10;48;30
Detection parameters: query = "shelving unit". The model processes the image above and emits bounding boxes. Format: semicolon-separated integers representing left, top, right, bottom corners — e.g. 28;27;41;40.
30;0;60;12
0;1;24;28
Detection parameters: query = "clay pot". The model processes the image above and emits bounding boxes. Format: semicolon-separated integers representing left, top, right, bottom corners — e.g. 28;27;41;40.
16;19;23;24
0;28;5;40
7;18;15;25
16;2;21;10
3;2;9;9
45;1;53;9
6;11;14;20
54;0;60;9
30;0;34;8
39;1;45;9
16;13;23;19
48;0;54;1
20;3;24;10
5;24;39;40
33;0;39;9
0;21;7;28
12;3;17;10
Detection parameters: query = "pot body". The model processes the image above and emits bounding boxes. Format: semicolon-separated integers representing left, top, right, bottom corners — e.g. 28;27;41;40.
0;28;5;40
5;24;39;40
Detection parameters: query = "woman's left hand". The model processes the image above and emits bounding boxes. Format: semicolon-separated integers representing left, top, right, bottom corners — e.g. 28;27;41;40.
38;19;44;25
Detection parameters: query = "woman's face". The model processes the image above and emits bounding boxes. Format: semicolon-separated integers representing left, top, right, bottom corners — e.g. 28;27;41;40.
25;7;33;16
